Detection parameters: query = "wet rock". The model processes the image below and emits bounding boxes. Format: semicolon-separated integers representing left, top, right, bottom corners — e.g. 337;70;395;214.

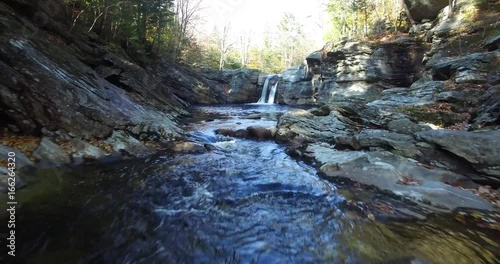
70;139;107;163
245;114;262;120
170;142;207;153
246;126;273;141
336;129;421;158
104;131;155;157
214;128;234;137
268;126;278;138
307;143;494;211
33;138;71;166
0;144;34;168
416;130;500;183
309;105;331;116
232;129;249;138
388;119;432;135
204;144;217;151
276;109;353;143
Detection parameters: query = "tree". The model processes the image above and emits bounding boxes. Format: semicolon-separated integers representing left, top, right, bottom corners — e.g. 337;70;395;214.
170;0;202;59
237;30;252;68
325;0;409;41
215;23;234;70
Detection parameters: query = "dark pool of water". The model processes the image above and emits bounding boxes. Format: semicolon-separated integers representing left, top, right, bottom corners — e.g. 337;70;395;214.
1;105;498;264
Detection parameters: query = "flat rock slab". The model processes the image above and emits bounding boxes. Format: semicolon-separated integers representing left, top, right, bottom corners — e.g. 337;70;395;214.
276;109;353;143
335;129;421;158
417;130;500;181
33;138;71;167
306;143;494;211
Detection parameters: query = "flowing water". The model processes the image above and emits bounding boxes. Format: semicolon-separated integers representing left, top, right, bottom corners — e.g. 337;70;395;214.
1;105;499;264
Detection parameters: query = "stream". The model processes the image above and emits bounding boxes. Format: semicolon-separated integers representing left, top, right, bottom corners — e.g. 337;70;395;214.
1;105;499;264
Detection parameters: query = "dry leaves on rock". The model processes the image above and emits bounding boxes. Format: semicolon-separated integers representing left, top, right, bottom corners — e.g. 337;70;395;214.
397;175;423;186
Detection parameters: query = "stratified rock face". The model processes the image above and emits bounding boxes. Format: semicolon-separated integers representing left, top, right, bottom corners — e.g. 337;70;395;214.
403;0;450;22
429;52;499;84
325;40;425;86
201;68;262;103
416;130;500;183
0;0;226;145
473;85;500;129
281;38;425;105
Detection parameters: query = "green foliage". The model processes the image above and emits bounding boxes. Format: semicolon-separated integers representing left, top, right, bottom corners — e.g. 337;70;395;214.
67;0;203;60
325;0;408;42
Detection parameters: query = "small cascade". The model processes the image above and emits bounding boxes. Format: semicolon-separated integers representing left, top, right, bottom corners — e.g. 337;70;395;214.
257;75;280;104
257;75;273;104
267;81;279;104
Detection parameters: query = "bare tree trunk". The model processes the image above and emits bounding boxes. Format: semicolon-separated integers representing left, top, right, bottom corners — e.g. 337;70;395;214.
69;10;84;34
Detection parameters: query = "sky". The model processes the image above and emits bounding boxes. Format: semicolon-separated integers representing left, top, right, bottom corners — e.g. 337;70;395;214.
196;0;328;47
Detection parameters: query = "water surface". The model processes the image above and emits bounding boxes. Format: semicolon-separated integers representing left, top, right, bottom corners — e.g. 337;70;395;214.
1;105;498;264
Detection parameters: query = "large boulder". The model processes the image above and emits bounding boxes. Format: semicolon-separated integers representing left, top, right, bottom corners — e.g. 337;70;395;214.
416;130;500;183
246;126;273;141
403;0;450;22
70;139;107;163
276;109;354;143
104;131;155;158
307;143;493;211
32;138;71;167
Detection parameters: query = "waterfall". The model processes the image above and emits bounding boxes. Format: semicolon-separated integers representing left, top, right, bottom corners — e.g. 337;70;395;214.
257;75;273;104
267;81;279;104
